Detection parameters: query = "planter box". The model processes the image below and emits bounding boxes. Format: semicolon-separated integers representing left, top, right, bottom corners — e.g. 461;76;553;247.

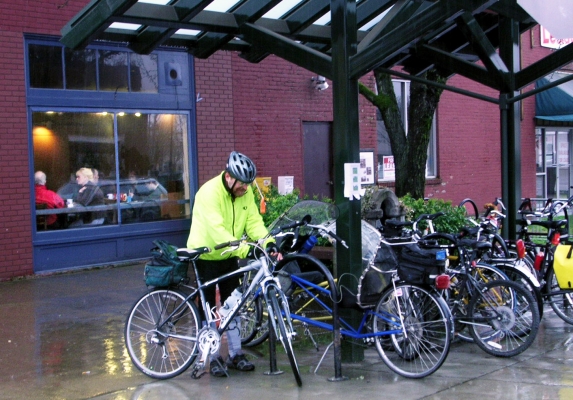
310;246;334;262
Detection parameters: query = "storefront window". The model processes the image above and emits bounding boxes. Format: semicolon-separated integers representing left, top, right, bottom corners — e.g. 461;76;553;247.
536;128;573;200
65;48;97;90
29;44;63;89
28;43;158;93
130;53;159;93
32;111;190;230
99;50;128;92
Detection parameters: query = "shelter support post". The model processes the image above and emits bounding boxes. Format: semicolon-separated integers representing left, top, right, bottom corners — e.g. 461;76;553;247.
499;16;521;240
331;0;363;364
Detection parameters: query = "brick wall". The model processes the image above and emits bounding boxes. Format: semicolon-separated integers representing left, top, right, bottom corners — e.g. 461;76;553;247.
0;0;86;280
431;25;553;209
194;52;236;183
0;1;559;279
230;54;378;192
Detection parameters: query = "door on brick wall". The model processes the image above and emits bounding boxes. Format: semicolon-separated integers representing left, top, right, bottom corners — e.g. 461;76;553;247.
303;122;333;199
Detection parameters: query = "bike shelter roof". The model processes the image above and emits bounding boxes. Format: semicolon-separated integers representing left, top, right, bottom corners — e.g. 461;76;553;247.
61;0;573;289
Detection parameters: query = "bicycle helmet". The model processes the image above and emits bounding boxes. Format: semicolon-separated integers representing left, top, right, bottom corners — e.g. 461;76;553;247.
226;151;257;183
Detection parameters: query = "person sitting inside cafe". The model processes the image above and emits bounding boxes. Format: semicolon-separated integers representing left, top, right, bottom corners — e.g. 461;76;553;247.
72;167;105;225
141;179;166;200
34;171;65;228
137;179;166;221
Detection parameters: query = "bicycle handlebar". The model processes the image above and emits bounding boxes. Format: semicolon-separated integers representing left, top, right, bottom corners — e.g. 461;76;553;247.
269;214;312;236
214;240;242;250
306;223;348;248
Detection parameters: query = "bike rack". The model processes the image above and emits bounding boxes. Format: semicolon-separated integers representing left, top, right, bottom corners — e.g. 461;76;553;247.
264;326;284;376
275;254;346;381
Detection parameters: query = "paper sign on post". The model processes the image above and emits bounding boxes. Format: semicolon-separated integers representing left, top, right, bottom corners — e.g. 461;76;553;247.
344;163;365;200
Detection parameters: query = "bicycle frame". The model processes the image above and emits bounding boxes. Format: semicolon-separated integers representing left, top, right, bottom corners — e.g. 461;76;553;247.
286;273;410;340
154;254;277;343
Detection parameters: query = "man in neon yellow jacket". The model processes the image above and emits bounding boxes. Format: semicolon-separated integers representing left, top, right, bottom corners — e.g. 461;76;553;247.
187;151;277;377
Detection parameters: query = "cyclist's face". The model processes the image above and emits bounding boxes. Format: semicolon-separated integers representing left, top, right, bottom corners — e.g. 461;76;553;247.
225;173;249;197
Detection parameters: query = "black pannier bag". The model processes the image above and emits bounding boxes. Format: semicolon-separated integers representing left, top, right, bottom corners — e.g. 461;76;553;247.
144;240;189;287
397;243;447;285
358;241;398;307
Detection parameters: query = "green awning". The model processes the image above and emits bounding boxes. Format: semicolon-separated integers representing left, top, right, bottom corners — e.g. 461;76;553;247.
536;71;573;122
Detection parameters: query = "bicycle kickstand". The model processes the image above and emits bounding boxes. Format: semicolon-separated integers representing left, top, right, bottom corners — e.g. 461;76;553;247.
303;322;320;351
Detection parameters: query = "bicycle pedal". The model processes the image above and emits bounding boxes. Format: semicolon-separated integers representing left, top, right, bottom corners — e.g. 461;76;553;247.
190;363;206;379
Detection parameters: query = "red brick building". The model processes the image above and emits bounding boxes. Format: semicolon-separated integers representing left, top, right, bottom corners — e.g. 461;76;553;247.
0;0;564;279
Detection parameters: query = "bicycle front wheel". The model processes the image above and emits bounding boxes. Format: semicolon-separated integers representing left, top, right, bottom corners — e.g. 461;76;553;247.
547;268;573;325
469;280;539;357
125;289;200;379
239;291;266;345
266;286;302;386
372;283;452;378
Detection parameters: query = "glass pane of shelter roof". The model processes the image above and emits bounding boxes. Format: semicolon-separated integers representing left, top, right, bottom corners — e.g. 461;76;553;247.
106;0;384;38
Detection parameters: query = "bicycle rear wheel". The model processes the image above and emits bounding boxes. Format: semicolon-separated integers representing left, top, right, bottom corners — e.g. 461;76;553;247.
494;262;544;319
266;286;302;386
452;263;508;342
547;268;573;325
125;289;200;379
469;280;539;357
372;283;452;378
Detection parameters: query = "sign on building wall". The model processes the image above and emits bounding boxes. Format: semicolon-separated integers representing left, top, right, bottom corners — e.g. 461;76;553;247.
540;26;573;49
382;155;395;181
359;151;375;184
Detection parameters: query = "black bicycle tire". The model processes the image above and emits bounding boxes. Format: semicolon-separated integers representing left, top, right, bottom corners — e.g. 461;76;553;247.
490;234;510;258
267;286;302;387
547;267;573;325
372;283;452;378
125;289;200;379
469;280;540;357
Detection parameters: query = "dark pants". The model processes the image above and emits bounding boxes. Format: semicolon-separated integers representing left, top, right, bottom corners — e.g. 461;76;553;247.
195;257;240;309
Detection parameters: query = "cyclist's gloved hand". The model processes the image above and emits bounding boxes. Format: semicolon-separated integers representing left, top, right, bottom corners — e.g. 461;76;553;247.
266;243;283;261
266;243;279;255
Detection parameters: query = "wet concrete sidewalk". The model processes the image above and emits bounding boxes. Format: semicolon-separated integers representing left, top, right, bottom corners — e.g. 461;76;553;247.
2;262;573;399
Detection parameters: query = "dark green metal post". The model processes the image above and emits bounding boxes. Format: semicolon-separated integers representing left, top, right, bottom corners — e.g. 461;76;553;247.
498;16;521;240
330;0;363;363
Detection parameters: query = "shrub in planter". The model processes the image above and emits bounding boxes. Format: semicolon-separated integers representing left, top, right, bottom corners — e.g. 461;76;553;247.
400;194;468;235
253;184;300;226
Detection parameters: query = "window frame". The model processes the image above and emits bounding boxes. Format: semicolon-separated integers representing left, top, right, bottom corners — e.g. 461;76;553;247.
26;35;198;240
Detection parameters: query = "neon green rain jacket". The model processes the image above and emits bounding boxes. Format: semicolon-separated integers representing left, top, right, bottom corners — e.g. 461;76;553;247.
187;172;270;260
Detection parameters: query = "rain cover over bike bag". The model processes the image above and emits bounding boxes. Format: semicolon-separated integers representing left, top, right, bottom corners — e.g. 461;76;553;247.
553;243;573;289
144;240;188;287
397;243;447;285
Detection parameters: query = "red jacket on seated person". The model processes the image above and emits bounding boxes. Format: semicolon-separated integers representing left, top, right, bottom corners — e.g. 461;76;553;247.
35;171;65;226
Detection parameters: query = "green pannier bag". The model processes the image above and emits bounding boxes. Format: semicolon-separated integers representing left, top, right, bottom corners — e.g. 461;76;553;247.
144;240;188;287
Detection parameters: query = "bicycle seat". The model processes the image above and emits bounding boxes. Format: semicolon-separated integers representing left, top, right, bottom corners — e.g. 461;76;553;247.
385;219;413;229
176;247;210;261
457;238;492;251
527;219;568;230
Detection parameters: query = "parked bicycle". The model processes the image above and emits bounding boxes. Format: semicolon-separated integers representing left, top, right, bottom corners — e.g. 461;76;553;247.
512;197;573;325
424;232;541;357
243;201;454;378
124;237;303;386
